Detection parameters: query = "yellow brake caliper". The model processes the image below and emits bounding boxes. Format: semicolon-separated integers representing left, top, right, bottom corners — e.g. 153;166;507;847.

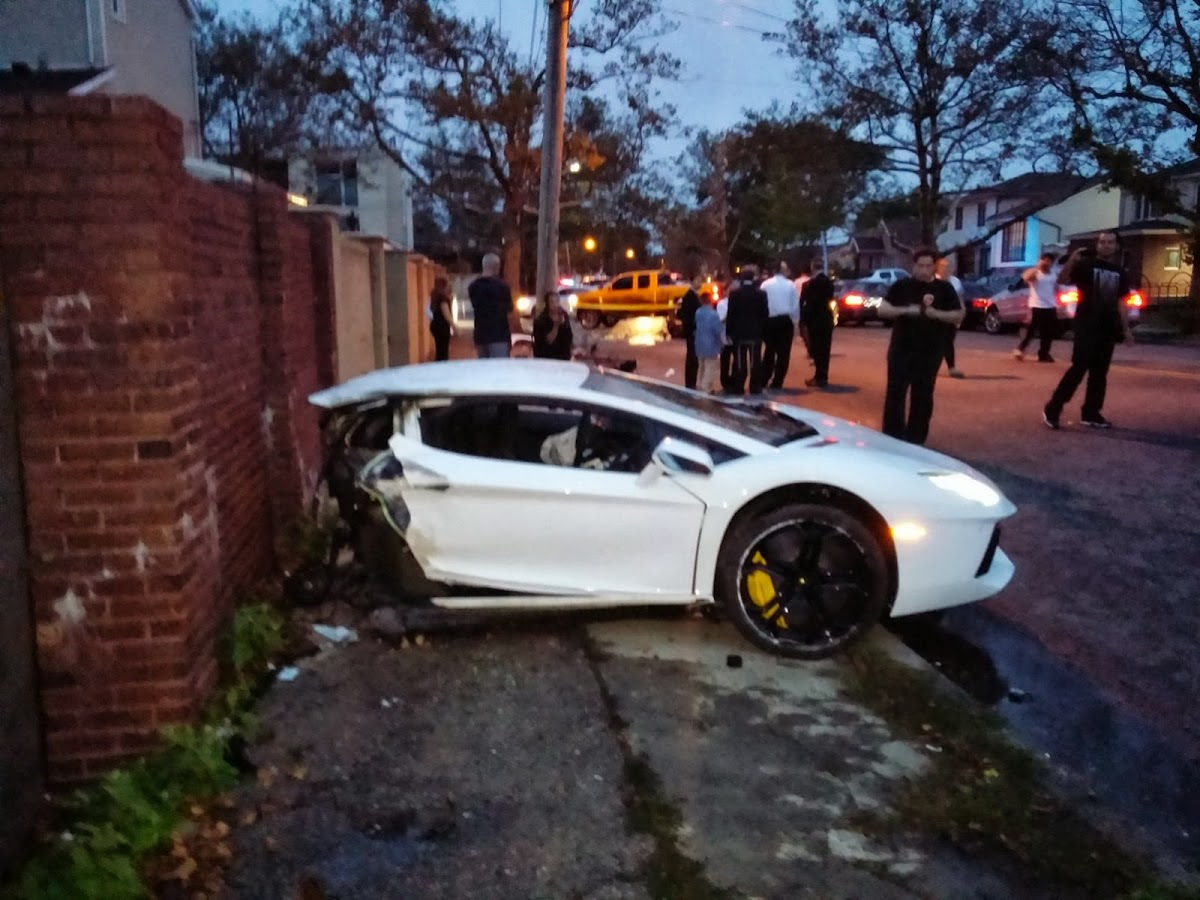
746;551;789;629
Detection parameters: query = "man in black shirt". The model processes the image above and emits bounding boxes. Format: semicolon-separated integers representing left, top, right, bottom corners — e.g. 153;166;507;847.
800;260;835;388
678;276;703;389
724;265;769;395
1043;231;1133;429
468;252;521;358
878;247;965;445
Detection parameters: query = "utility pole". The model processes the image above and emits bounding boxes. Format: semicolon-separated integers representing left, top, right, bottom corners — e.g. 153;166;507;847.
534;0;570;316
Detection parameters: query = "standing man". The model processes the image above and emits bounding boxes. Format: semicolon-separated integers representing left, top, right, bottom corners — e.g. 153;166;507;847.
935;257;966;378
724;265;769;395
468;252;522;358
799;260;835;388
678;275;703;389
1043;232;1133;429
792;263;813;364
761;261;800;390
878;248;965;445
1014;251;1060;362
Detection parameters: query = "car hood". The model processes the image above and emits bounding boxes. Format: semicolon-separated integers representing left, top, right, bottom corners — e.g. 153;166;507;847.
774;406;982;475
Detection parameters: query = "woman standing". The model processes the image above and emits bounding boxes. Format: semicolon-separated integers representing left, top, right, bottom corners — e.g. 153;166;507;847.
429;276;454;361
532;292;574;360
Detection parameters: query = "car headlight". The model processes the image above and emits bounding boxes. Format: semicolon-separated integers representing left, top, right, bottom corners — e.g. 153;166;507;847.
925;472;1001;507
516;295;535;315
565;293;578;310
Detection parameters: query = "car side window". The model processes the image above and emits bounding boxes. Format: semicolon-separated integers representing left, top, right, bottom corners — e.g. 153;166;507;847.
611;276;633;291
656;272;674;286
415;398;653;474
647;422;744;466
637;274;651;289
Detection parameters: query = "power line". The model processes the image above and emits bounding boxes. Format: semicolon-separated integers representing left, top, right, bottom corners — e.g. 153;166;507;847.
664;7;774;36
717;0;790;24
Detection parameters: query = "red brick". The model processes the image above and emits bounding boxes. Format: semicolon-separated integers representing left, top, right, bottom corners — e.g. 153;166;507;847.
58;441;136;463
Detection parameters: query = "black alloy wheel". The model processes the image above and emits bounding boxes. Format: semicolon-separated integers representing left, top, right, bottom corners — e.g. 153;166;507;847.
717;503;887;659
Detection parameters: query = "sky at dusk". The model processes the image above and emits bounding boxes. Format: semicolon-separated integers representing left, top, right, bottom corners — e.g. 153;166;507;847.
214;0;805;160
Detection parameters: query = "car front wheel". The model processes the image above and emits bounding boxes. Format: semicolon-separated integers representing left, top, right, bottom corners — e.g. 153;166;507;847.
983;306;1004;335
715;503;887;659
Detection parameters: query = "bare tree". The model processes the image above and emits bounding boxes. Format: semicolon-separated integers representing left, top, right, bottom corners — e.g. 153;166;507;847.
1037;0;1200;312
781;0;1046;244
297;0;678;290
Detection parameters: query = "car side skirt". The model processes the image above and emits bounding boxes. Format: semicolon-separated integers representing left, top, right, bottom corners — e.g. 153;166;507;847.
432;593;709;610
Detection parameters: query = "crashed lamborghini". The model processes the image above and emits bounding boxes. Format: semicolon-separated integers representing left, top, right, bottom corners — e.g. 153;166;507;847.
308;360;1016;659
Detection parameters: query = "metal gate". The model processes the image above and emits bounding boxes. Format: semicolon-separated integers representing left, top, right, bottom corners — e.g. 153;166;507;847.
0;285;43;872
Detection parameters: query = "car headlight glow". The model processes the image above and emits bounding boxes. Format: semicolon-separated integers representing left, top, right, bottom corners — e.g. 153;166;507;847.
516;295;535;315
926;472;1001;507
565;293;578;310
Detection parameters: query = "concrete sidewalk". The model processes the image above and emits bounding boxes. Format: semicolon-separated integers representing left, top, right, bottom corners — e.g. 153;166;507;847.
222;615;1053;899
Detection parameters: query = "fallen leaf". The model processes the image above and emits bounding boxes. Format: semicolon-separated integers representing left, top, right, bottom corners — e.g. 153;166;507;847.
215;842;233;860
189;805;205;818
258;767;279;788
213;820;231;839
264;836;280;852
240;809;259;826
983;768;1000;781
414;634;426;647
170;857;198;881
289;764;309;781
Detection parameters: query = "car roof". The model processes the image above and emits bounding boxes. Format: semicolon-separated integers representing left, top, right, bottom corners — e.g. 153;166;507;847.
310;360;591;409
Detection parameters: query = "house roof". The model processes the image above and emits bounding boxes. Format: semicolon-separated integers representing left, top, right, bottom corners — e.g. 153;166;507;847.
1156;158;1200;179
884;217;923;250
1069;218;1192;239
958;172;1089;204
0;66;112;95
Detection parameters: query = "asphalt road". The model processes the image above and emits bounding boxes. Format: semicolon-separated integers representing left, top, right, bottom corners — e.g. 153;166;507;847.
619;325;1200;760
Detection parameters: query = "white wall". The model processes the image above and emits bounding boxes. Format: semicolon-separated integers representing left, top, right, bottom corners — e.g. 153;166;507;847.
99;0;201;156
1040;184;1121;243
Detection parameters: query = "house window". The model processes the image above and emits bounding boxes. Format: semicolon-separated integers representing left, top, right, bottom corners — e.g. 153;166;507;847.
977;202;987;227
1000;219;1027;263
314;160;359;207
1135;195;1159;221
954;206;963;230
1165;247;1182;270
110;0;126;22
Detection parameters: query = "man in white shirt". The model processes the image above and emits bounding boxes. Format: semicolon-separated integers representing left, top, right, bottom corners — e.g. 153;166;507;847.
761;261;801;390
1014;251;1061;362
935;257;966;378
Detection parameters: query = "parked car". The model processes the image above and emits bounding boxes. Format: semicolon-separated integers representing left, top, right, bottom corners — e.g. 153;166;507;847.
865;268;909;284
574;270;719;330
310;360;1016;660
835;279;889;325
969;274;1078;334
515;285;580;319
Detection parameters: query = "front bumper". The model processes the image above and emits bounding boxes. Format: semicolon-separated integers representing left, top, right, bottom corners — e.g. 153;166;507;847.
890;520;1015;617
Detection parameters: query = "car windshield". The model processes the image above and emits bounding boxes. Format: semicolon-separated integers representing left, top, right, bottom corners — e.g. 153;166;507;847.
582;371;818;446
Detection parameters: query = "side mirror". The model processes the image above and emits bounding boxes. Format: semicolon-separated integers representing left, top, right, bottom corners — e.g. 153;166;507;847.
651;437;714;477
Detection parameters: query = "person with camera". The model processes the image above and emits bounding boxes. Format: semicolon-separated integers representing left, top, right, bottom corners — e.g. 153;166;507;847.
532;291;574;360
877;247;965;445
1043;231;1134;430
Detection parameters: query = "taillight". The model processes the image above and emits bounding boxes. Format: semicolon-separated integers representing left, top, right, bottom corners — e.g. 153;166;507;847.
972;298;989;308
844;294;865;307
1057;289;1079;305
713;286;720;301
1127;291;1144;308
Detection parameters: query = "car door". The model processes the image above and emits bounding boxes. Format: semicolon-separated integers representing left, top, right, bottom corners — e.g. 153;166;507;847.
632;273;653;310
377;397;706;597
605;275;634;311
997;277;1028;324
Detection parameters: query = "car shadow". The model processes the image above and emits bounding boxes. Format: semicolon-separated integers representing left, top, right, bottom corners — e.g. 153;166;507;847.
820;384;860;394
946;375;1022;381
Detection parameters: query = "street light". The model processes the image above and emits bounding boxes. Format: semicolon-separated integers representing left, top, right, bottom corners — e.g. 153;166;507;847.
583;236;597;252
567;160;582;174
625;248;635;259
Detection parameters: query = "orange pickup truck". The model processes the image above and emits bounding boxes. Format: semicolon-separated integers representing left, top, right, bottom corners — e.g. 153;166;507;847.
573;270;719;330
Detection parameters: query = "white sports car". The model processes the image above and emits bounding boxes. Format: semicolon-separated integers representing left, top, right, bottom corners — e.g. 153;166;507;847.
309;360;1016;659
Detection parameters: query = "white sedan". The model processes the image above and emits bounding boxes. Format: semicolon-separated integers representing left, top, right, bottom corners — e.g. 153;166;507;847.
309;360;1016;659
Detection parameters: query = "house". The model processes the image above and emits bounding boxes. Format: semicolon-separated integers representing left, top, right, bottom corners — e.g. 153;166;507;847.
0;0;201;156
289;150;415;251
835;217;922;277
1068;158;1198;300
938;173;1122;278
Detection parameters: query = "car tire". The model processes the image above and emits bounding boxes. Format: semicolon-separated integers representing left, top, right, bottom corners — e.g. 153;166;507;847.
602;314;620;327
577;310;600;330
715;502;888;659
983;306;1003;335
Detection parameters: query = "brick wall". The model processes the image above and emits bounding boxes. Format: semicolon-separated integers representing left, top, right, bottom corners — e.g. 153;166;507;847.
0;95;330;782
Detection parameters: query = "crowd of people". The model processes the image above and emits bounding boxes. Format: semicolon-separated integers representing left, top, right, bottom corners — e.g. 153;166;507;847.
437;232;1134;447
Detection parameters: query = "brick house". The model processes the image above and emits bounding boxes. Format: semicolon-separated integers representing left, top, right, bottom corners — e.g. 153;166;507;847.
1067;159;1198;301
0;0;201;156
835;218;922;277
